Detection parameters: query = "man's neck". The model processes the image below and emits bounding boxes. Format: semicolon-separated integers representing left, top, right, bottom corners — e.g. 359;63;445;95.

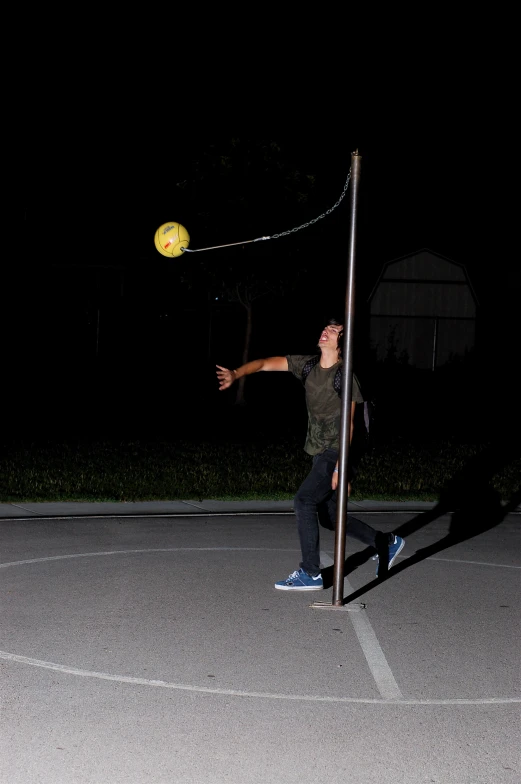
319;349;340;368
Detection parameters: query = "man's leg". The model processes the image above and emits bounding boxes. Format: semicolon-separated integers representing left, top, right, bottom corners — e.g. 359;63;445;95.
327;485;388;548
326;481;404;574
317;497;335;530
293;450;337;577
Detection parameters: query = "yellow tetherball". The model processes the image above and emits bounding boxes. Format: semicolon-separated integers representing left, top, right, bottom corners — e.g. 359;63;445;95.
154;222;190;258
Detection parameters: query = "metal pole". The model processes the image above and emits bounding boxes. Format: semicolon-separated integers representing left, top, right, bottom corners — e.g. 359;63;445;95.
332;150;362;606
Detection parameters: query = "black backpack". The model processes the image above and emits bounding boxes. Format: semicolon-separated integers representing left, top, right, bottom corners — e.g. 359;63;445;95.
301;356;374;436
301;356;343;393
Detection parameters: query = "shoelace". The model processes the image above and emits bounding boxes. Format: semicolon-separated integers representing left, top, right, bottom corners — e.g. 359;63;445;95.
286;570;301;581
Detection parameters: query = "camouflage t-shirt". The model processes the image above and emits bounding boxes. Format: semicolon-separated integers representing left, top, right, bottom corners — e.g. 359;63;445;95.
286;355;363;456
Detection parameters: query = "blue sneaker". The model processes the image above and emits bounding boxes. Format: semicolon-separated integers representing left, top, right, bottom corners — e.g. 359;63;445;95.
375;536;405;576
275;568;323;591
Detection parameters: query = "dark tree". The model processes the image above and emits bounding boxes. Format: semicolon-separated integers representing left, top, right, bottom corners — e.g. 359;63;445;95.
178;138;319;404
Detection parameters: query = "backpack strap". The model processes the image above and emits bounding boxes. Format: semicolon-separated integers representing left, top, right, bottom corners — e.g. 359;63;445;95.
334;368;363;400
302;357;344;398
301;355;320;383
334;366;342;395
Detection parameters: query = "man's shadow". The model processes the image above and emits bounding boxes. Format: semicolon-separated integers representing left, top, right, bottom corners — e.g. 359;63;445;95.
320;439;521;598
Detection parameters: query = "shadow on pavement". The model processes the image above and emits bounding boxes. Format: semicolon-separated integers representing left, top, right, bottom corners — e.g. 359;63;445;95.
324;440;521;600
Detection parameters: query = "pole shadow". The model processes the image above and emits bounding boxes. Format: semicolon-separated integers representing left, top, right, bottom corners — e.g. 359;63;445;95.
321;438;521;599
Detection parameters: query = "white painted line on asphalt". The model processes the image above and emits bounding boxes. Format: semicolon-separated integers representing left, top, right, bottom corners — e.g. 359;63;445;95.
0;548;300;569
2;549;518;706
0;650;518;705
320;551;403;699
421;556;521;568
347;581;403;699
1;550;519;570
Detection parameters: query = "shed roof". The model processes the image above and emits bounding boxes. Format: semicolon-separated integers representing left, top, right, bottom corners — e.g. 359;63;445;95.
367;248;479;307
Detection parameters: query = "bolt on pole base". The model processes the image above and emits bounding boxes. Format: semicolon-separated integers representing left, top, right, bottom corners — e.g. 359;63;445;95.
310;601;366;612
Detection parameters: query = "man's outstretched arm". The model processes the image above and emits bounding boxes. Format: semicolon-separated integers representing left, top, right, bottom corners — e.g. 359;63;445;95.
216;357;288;391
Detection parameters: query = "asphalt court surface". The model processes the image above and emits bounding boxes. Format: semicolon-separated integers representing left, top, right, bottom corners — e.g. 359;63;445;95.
1;504;520;783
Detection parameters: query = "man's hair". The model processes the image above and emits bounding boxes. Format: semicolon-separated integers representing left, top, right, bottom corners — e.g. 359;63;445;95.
327;317;344;357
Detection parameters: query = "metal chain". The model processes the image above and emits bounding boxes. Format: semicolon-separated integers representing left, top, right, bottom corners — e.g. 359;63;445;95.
181;168;351;253
269;168;351;239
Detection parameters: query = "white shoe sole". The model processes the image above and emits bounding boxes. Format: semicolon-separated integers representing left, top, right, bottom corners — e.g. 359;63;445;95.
388;538;405;569
274;584;323;591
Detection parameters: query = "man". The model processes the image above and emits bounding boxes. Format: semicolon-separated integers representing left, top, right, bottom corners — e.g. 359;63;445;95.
216;318;405;591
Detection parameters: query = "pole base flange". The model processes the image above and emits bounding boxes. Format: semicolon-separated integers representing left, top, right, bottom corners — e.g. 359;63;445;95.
310;601;366;611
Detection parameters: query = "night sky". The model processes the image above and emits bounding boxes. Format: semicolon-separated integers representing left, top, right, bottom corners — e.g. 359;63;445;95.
10;125;517;440
21;127;510;303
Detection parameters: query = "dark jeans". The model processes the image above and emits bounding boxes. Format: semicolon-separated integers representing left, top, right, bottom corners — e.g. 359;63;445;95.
293;448;389;577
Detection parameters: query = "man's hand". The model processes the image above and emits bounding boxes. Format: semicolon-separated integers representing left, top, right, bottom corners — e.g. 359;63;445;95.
331;467;352;496
216;365;237;391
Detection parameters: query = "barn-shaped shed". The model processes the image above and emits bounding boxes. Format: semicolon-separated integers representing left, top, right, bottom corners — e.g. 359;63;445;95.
367;249;479;370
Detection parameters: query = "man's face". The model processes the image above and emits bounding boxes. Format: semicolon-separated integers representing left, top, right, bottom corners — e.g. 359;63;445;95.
318;324;343;350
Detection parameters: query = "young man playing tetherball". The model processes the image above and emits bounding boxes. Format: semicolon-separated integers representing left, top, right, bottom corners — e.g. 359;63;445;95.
216;319;405;590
